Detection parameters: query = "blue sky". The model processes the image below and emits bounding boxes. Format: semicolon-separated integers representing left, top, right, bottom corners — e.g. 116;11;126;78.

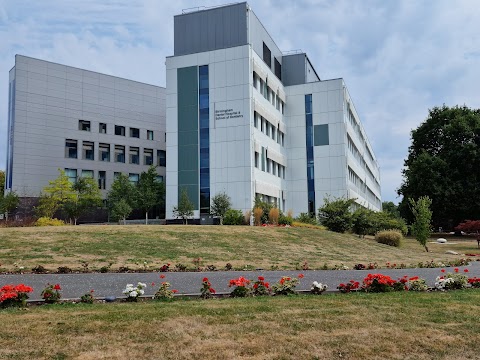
1;0;479;203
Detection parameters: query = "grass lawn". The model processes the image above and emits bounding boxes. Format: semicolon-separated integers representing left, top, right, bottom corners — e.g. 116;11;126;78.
1;225;478;272
1;290;479;359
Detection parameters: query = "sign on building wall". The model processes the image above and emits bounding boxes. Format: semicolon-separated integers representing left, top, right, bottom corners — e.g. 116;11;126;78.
215;109;244;121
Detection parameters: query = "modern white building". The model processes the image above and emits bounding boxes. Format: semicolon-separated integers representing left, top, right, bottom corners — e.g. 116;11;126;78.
5;55;166;214
165;2;381;221
4;3;381;222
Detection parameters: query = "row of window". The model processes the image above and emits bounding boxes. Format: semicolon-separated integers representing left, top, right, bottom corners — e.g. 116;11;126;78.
253;111;285;146
64;168;163;190
347;107;374;164
78;120;156;140
254;150;286;179
65;139;166;167
347;135;380;190
348;166;380;207
252;72;285;114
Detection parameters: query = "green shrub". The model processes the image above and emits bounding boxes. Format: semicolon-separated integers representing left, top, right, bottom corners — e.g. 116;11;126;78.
318;197;356;233
295;212;317;225
34;217;65;227
222;209;244;225
375;230;402;247
278;213;293;226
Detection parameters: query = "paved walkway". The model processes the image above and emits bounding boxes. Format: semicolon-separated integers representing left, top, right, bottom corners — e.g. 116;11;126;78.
1;262;479;300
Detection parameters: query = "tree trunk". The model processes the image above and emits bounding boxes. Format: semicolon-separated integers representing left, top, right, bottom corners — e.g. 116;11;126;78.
74;218;77;225
425;245;429;252
5;212;8;222
123;216;126;225
220;216;223;225
145;212;148;225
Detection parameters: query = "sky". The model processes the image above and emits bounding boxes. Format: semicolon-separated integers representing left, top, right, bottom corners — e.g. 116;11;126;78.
1;0;479;204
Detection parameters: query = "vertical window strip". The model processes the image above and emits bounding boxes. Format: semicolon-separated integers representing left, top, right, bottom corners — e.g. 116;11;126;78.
305;94;315;216
199;65;210;214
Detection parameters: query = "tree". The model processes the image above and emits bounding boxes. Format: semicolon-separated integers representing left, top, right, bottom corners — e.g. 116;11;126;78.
63;177;102;225
36;169;75;218
111;199;132;225
107;174;137;223
210;192;231;225
409;196;433;252
352;207;375;237
1;191;19;221
137;166;165;224
398;105;480;229
317;197;356;233
382;201;400;218
0;170;5;199
173;188;194;224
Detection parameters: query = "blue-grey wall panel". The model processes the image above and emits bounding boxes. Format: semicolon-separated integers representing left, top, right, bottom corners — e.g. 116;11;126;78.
174;2;248;56
314;124;330;146
282;54;306;86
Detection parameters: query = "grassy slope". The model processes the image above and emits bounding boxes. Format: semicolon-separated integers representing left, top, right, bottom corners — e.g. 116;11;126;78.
1;291;479;359
0;225;478;272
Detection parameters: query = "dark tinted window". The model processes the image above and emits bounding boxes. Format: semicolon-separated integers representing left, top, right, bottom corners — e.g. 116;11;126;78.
263;42;271;68
274;58;282;80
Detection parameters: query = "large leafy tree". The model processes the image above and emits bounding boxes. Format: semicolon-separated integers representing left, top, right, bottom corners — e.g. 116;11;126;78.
63;177;102;225
137;165;165;224
398;105;480;228
317;197;356;233
107;173;138;222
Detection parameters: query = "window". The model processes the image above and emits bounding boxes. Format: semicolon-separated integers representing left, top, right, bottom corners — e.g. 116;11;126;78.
276;95;280;110
255;152;259;168
99;123;107;134
147;130;154;140
274;58;282;80
65;139;77;159
266;122;270;137
260;118;264;132
98;171;106;190
129;147;139;164
253;112;258;128
99;143;110;162
115;145;125;163
115;125;125;136
266;159;271;173
314;124;330;146
81;170;94;178
130;127;139;138
271;124;276;140
65;168;77;184
253;72;258;89
277;163;281;178
83;141;94;160
144;148;153;165
263;42;271;68
79;120;90;131
157;150;166;167
155;175;164;183
281;133;285;146
129;173;139;185
272;161;277;175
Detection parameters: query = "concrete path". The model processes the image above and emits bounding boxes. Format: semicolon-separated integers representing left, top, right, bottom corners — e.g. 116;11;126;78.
1;262;479;301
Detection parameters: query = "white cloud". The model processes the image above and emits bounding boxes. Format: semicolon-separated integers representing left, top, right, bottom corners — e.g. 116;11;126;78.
1;0;479;204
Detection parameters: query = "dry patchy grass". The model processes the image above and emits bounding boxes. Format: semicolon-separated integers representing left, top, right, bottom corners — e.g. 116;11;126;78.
0;290;479;359
0;225;478;272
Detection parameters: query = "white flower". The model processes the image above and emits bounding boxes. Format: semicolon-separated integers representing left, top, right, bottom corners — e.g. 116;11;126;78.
139;289;145;295
137;282;147;288
129;291;138;297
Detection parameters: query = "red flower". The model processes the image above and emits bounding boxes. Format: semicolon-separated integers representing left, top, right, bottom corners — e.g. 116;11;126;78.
160;275;165;279
253;283;258;289
298;274;304;279
209;288;216;294
441;269;445;273
454;268;459;273
264;282;269;288
90;289;95;293
151;282;155;286
464;269;469;273
203;277;208;282
53;284;61;290
172;289;178;293
258;276;265;281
